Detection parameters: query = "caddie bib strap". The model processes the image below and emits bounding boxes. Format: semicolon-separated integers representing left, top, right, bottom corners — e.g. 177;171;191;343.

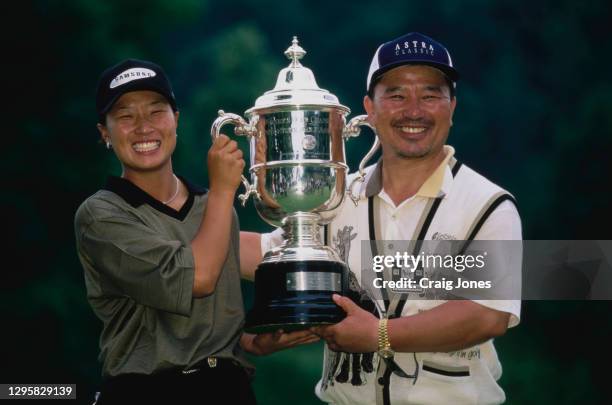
451;160;463;177
324;224;329;247
389;196;442;319
368;195;444;316
389;158;463;314
459;191;518;255
377;365;393;405
373;160;462;405
371;195;444;405
386;153;464;318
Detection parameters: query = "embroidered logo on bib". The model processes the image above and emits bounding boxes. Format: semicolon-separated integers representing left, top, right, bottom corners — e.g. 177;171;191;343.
432;231;457;240
321;225;376;391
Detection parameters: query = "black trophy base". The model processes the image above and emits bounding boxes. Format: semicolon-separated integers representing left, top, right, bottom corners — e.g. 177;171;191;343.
244;260;348;334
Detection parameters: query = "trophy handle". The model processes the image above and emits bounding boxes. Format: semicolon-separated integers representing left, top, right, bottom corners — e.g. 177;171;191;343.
343;114;380;206
210;110;259;206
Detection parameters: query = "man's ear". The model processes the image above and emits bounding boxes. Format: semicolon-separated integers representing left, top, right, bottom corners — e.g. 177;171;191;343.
363;95;375;125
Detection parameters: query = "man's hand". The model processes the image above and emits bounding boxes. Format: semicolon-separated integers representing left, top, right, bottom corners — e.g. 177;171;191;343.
242;329;320;356
311;294;378;353
208;134;245;195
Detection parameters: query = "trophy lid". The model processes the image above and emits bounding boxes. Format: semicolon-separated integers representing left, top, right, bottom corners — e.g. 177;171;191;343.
246;37;350;115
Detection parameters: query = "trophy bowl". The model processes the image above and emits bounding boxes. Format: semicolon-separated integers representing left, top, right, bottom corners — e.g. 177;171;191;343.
211;37;372;333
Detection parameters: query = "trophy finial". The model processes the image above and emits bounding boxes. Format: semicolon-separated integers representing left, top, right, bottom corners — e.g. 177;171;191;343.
284;36;306;67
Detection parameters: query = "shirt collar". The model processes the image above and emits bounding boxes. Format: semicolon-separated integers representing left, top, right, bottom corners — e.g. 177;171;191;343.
365;145;456;199
104;175;207;211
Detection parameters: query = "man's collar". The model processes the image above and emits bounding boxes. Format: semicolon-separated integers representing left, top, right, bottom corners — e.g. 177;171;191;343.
104;175;207;208
365;145;456;199
418;146;455;198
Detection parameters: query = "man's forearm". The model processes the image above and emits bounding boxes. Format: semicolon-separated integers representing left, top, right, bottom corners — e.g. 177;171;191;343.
388;301;510;353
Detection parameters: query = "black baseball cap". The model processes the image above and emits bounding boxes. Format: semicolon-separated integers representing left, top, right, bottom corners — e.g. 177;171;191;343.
95;58;178;123
366;32;459;93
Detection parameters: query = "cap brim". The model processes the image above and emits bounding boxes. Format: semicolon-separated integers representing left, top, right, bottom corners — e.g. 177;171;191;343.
99;80;177;119
369;60;459;91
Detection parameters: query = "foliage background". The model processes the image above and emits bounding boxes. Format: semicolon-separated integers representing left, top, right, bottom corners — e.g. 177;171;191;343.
3;0;611;403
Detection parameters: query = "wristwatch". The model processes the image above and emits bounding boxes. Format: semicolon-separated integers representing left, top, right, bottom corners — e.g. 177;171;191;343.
377;318;394;359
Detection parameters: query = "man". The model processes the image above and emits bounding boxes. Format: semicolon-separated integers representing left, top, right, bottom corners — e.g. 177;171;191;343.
75;59;317;404
246;32;521;404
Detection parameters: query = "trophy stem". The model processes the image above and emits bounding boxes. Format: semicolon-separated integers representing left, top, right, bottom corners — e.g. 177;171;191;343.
281;213;322;247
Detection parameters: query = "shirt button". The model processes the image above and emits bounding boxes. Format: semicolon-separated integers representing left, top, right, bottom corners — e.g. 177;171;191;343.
378;377;385;385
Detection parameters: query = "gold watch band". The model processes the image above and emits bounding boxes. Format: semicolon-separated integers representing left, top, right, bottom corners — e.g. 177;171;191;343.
378;318;391;353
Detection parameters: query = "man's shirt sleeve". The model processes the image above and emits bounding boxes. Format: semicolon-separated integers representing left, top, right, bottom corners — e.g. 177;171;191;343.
473;200;522;328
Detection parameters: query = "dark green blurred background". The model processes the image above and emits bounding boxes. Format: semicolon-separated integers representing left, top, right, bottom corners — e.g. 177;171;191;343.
3;0;611;404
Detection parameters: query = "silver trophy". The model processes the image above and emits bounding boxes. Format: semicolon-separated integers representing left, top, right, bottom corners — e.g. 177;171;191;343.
211;37;373;333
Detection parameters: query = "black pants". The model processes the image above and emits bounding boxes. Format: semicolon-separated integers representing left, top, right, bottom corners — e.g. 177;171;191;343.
96;358;256;404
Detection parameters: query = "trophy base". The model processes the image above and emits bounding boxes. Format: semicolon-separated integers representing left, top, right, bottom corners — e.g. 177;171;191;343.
244;260;348;334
